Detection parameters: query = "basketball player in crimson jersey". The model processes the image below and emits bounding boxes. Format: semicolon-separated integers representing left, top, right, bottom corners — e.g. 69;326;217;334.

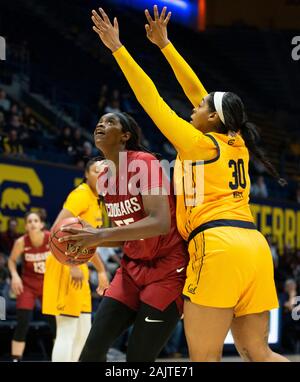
60;112;188;362
8;211;55;361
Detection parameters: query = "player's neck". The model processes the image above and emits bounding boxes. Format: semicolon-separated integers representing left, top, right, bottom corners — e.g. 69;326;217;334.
101;147;126;168
29;230;44;246
86;182;98;197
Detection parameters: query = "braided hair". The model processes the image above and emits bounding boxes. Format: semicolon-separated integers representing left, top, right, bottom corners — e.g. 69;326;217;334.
207;92;287;186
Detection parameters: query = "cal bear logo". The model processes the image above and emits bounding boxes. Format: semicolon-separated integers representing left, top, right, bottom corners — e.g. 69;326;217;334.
1;188;30;211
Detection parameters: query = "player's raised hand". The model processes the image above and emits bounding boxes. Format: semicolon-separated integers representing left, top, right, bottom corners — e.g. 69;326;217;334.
91;8;122;52
145;5;171;49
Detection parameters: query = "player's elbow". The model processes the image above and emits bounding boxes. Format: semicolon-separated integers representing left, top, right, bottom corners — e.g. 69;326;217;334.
160;221;171;235
154;212;171;236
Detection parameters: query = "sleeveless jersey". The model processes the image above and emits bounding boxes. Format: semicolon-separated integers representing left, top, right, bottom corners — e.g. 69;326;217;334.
22;231;50;288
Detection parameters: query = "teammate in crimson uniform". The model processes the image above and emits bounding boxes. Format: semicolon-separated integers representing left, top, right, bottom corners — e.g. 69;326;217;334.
8;211;54;361
60;112;188;361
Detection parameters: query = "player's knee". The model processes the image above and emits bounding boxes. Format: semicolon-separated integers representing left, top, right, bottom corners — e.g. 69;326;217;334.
237;343;272;362
189;346;223;362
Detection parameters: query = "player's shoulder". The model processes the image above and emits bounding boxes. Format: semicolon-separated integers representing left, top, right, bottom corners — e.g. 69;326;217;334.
15;235;25;247
128;150;158;162
210;132;246;148
69;183;91;198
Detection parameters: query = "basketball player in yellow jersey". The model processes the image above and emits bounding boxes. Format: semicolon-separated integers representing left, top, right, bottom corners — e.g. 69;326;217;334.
90;7;289;361
43;159;109;362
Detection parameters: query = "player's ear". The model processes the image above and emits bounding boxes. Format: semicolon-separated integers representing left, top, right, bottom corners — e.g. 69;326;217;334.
208;111;219;123
121;131;131;144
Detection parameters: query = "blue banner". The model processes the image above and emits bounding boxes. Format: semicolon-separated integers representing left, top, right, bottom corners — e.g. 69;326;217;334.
108;0;199;28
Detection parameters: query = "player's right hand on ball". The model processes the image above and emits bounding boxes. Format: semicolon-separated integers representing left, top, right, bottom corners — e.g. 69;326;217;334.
11;274;24;296
70;266;84;289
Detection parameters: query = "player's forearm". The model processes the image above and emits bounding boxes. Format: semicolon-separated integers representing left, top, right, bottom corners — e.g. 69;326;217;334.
112;45;191;151
113;46;162;117
98;241;124;248
8;259;18;278
161;42;208;107
90;253;106;273
100;215;170;242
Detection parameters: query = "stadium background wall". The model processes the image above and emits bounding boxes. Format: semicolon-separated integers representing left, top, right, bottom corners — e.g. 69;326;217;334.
206;0;300;29
0;157;110;232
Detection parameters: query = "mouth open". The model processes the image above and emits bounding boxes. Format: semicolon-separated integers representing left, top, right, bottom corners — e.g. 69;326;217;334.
95;131;105;138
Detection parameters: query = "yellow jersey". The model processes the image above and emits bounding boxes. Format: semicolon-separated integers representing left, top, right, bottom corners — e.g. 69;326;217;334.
113;43;254;241
63;183;103;228
43;183;103;316
173;133;253;240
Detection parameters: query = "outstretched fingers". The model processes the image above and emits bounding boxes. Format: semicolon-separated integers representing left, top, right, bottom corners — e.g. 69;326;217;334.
99;7;112;26
163;11;172;26
92;10;104;25
92;25;102;37
160;6;167;22
113;17;119;32
153;4;159;21
146;5;171;26
145;9;154;25
91;11;105;33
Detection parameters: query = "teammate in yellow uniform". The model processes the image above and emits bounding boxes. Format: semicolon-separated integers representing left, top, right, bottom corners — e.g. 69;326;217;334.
90;7;289;362
42;159;109;362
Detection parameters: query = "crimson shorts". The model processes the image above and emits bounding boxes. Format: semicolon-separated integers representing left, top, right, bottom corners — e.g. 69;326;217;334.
104;261;186;315
16;281;43;310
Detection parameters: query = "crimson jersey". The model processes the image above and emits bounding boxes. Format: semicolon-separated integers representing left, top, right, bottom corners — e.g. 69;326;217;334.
97;151;186;261
97;151;188;312
21;231;50;290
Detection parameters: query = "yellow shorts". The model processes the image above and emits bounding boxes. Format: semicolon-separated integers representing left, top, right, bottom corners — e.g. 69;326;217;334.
42;254;91;317
183;226;279;317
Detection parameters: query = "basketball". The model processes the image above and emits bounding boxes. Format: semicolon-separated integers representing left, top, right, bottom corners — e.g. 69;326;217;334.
49;217;96;265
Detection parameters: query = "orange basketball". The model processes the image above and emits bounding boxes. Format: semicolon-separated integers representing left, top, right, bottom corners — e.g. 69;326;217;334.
49;217;96;265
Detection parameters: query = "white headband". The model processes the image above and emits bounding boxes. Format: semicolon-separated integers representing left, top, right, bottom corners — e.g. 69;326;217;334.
213;92;226;125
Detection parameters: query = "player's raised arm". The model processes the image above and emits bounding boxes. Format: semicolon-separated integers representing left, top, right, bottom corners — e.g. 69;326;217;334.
145;5;208;107
91;8;212;155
